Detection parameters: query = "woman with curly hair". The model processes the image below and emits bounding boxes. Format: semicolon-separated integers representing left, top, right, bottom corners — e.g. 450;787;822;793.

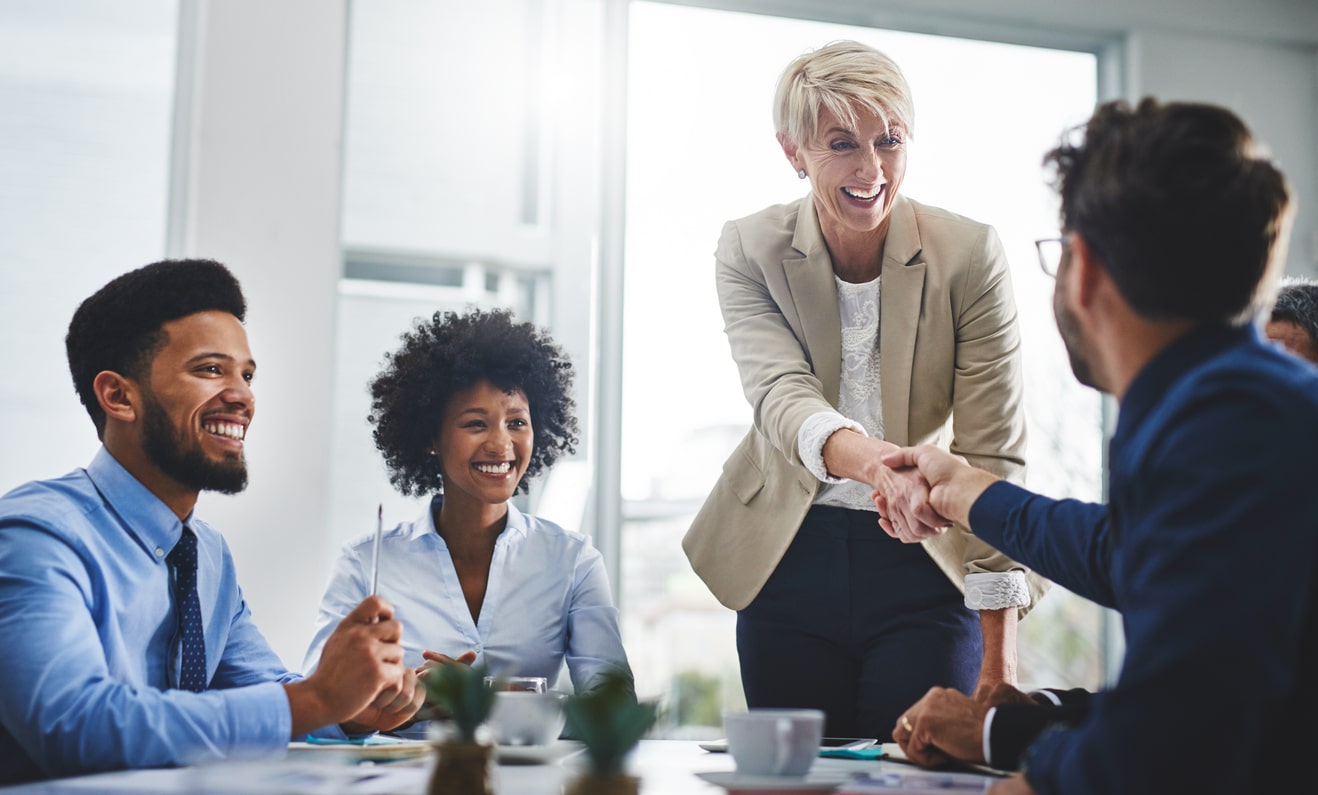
303;308;631;719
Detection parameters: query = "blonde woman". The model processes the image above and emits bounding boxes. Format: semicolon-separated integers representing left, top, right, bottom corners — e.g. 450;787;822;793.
684;40;1046;740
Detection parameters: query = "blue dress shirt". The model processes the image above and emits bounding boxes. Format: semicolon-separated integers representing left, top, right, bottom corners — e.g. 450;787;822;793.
968;324;1318;794
0;448;299;784
304;496;631;735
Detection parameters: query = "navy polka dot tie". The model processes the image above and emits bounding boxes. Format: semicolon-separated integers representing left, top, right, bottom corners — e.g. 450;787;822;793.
167;526;207;693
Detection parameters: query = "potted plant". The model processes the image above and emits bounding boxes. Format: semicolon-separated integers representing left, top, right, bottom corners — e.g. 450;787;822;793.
561;670;658;795
424;663;497;795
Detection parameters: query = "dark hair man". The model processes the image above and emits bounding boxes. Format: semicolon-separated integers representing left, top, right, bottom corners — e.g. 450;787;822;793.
881;99;1315;795
0;260;423;784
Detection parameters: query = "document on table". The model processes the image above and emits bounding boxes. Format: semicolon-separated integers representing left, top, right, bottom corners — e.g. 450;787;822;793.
837;769;996;793
58;761;430;794
287;735;433;763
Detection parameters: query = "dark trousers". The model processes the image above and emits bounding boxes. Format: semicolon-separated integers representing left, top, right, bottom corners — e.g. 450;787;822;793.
737;505;981;740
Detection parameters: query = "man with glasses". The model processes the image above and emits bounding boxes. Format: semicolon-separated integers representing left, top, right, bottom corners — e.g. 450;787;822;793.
879;98;1315;794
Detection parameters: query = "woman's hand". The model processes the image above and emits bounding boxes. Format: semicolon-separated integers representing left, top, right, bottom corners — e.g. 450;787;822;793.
409;650;479;722
872;462;954;543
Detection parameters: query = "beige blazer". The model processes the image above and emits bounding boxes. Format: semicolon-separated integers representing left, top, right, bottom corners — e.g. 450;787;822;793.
682;193;1048;612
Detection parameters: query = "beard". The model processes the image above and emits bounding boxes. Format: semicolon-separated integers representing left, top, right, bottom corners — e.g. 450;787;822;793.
140;390;248;495
1053;281;1099;390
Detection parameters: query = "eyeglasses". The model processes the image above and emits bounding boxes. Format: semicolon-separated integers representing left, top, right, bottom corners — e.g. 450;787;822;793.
1034;236;1069;279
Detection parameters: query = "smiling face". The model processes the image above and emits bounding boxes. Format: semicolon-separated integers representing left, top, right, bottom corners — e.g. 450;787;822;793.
788;104;907;242
139;310;255;495
434;379;533;510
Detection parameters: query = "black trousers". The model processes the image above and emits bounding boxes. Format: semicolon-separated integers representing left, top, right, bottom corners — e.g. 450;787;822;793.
737;504;981;740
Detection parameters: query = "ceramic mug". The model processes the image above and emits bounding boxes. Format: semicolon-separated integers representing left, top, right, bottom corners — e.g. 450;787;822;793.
486;691;566;746
722;708;824;777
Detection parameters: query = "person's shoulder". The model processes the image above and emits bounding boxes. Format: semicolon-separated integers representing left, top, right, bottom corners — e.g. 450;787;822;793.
904;195;994;238
517;510;595;554
0;468;101;540
1169;333;1318;434
720;198;806;251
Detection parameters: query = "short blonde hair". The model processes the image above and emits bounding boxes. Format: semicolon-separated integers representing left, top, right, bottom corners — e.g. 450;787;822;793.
773;40;914;146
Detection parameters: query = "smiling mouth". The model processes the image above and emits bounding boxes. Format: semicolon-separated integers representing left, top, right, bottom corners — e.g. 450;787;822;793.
203;421;246;442
474;462;513;475
842;186;883;201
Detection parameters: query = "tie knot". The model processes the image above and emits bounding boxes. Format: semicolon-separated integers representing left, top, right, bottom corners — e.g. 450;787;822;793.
167;526;197;569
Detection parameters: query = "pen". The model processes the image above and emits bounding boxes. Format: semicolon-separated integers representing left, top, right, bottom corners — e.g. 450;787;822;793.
370;503;383;596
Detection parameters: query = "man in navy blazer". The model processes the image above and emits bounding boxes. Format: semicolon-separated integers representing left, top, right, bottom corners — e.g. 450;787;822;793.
881;98;1316;795
882;276;1318;775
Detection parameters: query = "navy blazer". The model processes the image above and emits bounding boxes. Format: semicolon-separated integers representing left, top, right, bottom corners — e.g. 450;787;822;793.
970;325;1318;794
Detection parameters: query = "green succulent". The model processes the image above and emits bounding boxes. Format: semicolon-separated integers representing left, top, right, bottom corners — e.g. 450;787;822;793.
425;663;496;743
562;670;656;774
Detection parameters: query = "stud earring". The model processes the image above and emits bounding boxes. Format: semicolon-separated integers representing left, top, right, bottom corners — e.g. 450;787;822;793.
797;168;807;180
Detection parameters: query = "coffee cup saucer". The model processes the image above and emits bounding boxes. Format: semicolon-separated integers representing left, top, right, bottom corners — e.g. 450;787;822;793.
493;739;584;766
695;770;854;794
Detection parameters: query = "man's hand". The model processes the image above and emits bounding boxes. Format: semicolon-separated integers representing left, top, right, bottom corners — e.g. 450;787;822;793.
285;596;421;736
879;445;1000;531
892;687;991;767
874;463;955;543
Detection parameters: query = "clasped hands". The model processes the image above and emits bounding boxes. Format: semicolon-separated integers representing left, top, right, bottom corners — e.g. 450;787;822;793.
870;443;970;543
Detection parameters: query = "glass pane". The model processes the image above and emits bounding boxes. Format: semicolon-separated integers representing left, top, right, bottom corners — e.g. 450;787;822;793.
0;0;178;493
622;1;1103;734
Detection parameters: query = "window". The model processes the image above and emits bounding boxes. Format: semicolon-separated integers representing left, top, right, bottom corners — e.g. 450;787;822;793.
620;1;1104;734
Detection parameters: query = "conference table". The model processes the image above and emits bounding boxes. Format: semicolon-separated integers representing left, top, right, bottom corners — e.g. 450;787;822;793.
0;739;1004;794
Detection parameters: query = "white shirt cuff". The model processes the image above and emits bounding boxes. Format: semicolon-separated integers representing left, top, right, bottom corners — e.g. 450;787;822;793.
982;705;998;768
964;570;1031;610
797;412;867;483
1029;689;1063;706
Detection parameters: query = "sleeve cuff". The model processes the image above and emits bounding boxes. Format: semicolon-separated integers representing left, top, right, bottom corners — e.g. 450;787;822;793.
982;706;998;767
964;570;1031;610
797;412;867;483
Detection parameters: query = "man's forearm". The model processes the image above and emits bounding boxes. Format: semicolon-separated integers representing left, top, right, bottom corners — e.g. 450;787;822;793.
976;608;1019;688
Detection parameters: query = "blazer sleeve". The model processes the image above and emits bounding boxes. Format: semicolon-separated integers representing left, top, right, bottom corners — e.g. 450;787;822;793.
943;225;1040;589
714;218;835;466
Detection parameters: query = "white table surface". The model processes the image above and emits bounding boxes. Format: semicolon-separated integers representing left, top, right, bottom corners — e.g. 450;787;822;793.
0;739;1001;794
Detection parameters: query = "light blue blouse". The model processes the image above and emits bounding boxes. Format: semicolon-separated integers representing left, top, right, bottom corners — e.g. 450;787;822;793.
303;497;631;713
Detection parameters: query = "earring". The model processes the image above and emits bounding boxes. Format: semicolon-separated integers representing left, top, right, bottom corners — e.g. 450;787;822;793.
797;168;807;180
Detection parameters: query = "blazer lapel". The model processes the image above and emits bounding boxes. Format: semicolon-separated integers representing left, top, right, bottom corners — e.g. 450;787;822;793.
784;196;842;404
879;196;926;446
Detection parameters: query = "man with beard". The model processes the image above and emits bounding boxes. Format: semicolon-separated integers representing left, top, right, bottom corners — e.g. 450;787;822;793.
878;99;1318;794
0;260;423;785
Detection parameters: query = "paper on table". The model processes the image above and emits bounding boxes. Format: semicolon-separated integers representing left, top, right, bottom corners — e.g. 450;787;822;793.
836;769;995;793
878;744;1009;778
288;736;432;762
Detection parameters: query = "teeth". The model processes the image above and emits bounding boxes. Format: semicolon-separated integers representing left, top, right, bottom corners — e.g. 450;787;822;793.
475;462;512;474
203;422;245;440
844;186;881;200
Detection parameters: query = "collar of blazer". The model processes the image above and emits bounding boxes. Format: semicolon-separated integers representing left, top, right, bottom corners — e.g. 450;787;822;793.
783;193;926;444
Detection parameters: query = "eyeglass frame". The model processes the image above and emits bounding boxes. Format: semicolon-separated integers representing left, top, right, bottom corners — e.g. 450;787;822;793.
1034;235;1071;279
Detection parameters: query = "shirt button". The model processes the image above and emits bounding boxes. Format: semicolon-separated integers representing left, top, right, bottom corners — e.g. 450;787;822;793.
155;548;165;557
474;644;482;653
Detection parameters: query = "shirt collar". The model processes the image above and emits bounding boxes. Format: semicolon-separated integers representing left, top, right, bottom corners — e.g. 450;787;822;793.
85;446;187;558
417;496;530;544
1114;323;1257;443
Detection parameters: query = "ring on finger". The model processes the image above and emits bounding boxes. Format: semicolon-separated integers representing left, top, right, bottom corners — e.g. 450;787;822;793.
900;715;914;732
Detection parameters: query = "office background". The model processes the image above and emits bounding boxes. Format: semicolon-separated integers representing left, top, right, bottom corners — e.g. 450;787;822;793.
2;0;1315;735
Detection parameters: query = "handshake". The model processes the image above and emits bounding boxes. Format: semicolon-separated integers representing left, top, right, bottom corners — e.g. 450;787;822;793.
868;443;1003;544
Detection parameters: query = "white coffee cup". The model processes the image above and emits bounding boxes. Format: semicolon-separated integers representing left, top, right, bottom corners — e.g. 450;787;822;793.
722;708;824;777
486;691;566;746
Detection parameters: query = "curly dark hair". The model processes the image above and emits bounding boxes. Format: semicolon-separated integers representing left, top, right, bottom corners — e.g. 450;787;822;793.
1043;98;1289;325
65;259;246;438
369;307;578;497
